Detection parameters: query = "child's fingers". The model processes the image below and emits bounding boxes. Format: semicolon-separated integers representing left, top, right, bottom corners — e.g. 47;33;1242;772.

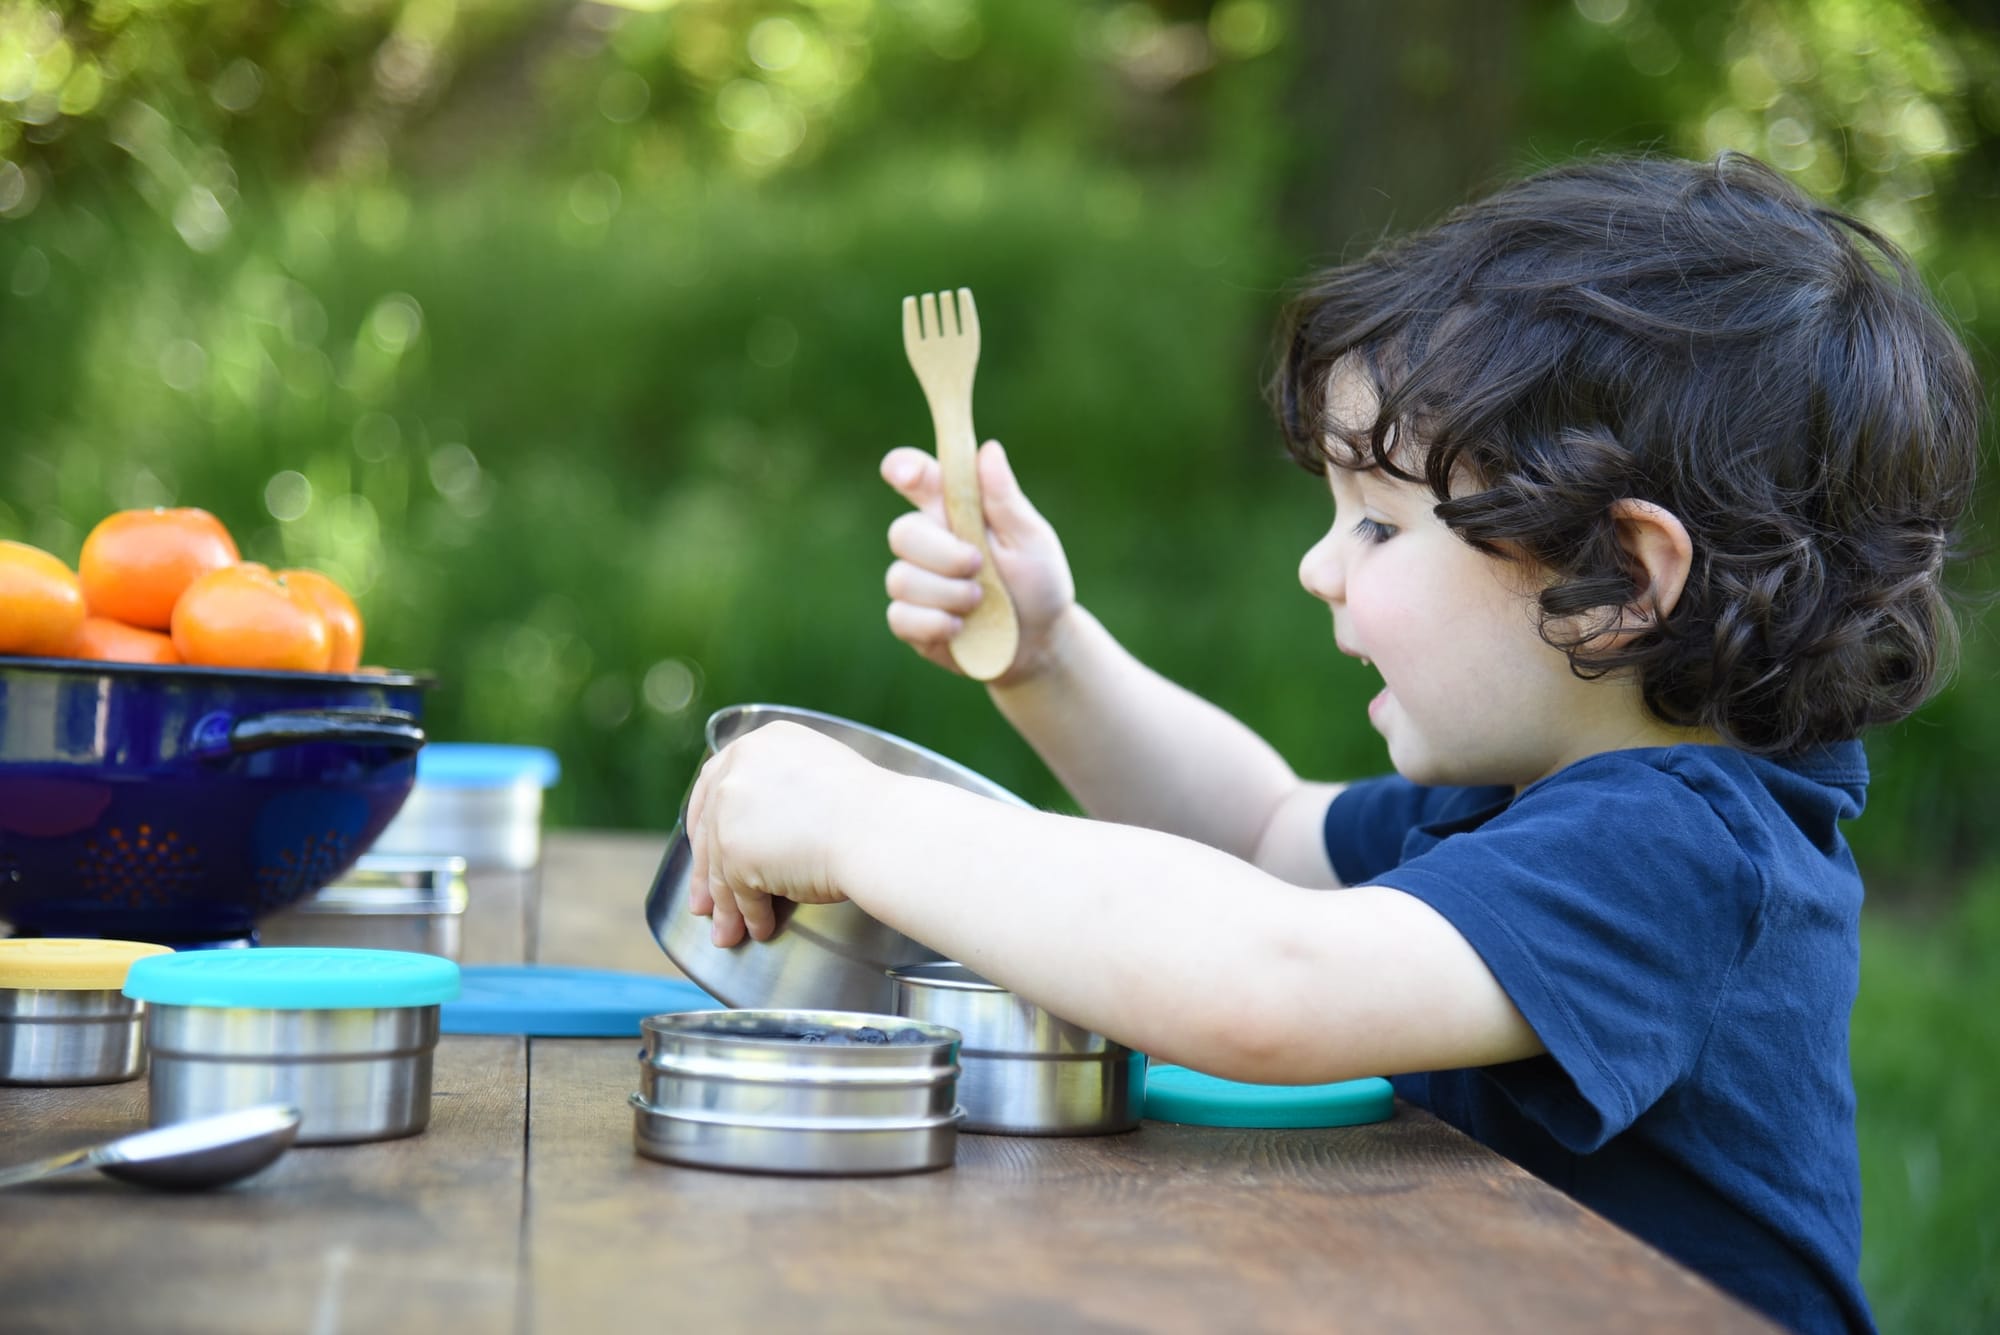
881;448;945;518
706;821;747;948
685;757;715;917
977;441;1051;546
708;887;747;948
885;559;984;615
888;511;982;578
688;751;747;946
738;887;779;942
886;600;965;653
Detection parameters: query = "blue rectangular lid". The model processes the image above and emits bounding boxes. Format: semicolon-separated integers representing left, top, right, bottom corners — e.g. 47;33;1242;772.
416;743;561;789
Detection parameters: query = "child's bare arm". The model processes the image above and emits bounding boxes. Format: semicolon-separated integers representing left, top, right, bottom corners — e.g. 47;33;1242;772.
883;444;1342;885
991;605;1345;883
687;724;1538;1083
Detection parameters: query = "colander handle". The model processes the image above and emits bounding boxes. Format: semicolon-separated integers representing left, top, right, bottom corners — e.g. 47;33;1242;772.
191;709;426;759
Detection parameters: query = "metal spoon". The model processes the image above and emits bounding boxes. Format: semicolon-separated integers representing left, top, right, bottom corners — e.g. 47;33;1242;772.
0;1104;302;1192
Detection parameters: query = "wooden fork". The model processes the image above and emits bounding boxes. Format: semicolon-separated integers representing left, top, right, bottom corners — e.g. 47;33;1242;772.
901;287;1020;681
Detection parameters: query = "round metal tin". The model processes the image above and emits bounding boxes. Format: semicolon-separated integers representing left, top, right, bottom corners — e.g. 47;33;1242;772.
632;1009;965;1176
890;962;1146;1136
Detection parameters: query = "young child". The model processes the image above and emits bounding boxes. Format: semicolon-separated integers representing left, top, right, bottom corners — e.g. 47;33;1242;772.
683;153;1983;1334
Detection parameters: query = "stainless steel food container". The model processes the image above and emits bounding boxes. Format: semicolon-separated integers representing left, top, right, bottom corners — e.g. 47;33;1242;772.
123;947;459;1145
368;744;560;871
890;963;1146;1135
1;988;148;1086
145;1004;439;1144
0;939;170;1086
632;1009;965;1176
256;854;468;959
645;705;1032;1013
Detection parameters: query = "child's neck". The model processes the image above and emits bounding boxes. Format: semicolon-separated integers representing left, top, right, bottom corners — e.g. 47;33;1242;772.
1523;700;1726;792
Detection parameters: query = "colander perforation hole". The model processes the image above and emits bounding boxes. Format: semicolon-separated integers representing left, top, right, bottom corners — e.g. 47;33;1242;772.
255;828;356;910
78;826;206;908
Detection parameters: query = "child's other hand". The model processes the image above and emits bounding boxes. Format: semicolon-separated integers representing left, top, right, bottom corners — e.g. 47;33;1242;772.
880;440;1076;684
684;723;883;947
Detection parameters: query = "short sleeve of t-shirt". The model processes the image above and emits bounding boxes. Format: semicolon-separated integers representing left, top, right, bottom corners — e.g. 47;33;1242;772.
1325;755;1768;1152
1323;776;1510;887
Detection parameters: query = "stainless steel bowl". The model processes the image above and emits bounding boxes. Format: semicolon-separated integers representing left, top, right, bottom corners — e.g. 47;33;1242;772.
145;1003;440;1145
631;1008;964;1176
890;963;1146;1136
645;705;1032;1013
0;987;148;1086
256;854;468;959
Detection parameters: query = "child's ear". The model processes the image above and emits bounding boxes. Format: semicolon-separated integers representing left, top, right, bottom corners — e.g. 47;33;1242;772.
1606;499;1694;637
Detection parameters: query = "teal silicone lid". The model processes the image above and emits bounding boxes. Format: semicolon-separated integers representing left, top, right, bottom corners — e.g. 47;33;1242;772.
1143;1065;1395;1129
123;947;460;1010
441;965;719;1037
417;743;560;790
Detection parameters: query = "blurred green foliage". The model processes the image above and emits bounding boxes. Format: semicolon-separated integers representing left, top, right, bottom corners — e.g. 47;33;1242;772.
1855;866;2000;1333
3;2;1998;1321
5;0;1994;879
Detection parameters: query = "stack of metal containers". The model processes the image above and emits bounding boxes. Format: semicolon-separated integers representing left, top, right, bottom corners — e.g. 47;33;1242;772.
638;705;1147;1177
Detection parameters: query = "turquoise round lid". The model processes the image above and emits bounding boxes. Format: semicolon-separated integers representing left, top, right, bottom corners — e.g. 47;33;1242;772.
123;948;460;1009
1143;1065;1395;1129
417;743;560;790
441;965;718;1036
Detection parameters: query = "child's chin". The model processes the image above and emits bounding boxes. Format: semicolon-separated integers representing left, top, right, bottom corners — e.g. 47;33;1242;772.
1388;744;1473;790
1385;746;1437;786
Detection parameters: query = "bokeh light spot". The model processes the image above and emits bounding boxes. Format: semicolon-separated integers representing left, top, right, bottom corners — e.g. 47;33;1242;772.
265;470;313;521
157;339;208;392
367;293;424;355
598;70;650;123
749;18;807;72
643;658;698;715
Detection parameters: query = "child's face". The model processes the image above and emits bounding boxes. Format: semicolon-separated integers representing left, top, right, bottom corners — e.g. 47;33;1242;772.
1297;366;1639;790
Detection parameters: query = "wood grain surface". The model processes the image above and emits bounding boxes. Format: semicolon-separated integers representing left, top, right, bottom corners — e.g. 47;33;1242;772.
0;1036;526;1335
0;830;1779;1334
522;1040;1773;1334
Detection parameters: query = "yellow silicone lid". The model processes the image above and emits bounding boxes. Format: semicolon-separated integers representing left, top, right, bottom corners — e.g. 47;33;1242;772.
0;938;174;990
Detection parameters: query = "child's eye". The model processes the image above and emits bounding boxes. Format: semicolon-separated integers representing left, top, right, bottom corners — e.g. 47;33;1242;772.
1353;516;1398;543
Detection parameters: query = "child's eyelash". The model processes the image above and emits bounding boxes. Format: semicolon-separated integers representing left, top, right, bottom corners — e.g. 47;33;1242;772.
1354;516;1398;543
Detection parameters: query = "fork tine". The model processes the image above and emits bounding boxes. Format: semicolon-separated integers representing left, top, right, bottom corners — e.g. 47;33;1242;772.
897;281;1015;679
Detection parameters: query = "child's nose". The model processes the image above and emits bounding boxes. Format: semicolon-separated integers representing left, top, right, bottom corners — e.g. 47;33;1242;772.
1299;531;1344;604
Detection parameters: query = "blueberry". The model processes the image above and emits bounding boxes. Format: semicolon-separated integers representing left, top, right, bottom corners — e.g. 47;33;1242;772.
849;1027;889;1045
893;1028;931;1046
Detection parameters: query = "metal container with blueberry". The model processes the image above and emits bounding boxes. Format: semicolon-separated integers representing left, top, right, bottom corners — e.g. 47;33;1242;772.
630;1009;964;1176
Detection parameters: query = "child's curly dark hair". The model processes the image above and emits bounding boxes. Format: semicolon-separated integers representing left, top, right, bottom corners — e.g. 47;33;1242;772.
1271;152;1986;756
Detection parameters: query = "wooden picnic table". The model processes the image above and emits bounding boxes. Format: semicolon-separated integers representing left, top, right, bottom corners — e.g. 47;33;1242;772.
0;829;1777;1333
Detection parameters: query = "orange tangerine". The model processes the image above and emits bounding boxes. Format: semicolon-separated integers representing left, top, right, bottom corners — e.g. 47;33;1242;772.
65;615;181;665
0;539;88;656
79;507;239;631
171;563;332;672
279;569;364;674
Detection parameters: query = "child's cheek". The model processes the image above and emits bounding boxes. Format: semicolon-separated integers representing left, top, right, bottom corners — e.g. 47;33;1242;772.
1347;581;1416;661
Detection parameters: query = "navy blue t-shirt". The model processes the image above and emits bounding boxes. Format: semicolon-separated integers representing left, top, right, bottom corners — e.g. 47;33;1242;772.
1322;743;1873;1335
